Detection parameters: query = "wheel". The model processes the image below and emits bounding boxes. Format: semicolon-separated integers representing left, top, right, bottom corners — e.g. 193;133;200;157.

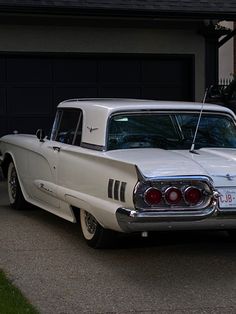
80;209;115;248
7;162;27;210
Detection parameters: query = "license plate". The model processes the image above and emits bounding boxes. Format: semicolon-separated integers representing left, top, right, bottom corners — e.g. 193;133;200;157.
218;187;236;209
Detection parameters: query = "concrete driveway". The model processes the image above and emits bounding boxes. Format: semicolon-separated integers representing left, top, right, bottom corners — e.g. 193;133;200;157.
1;179;236;313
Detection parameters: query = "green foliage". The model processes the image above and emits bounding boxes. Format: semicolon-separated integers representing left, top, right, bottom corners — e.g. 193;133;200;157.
0;270;39;314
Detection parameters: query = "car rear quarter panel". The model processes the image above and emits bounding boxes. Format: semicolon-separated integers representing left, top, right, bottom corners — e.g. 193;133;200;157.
57;146;138;230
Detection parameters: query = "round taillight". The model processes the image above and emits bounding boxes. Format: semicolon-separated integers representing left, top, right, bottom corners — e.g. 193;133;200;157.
165;187;182;205
184;187;202;205
144;187;162;205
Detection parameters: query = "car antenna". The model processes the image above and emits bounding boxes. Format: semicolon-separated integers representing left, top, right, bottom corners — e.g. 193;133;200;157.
189;88;208;154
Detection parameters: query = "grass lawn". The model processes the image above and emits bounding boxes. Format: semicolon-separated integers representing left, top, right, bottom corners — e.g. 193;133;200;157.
0;270;39;314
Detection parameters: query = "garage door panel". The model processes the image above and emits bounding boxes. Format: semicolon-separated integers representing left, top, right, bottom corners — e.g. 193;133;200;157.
54;87;98;104
100;86;140;98
0;88;6;114
0;54;194;137
7;116;52;135
99;60;140;83
142;86;186;101
0;59;6;82
6;57;52;83
142;59;190;84
7;87;52;114
0;117;6;136
53;59;97;83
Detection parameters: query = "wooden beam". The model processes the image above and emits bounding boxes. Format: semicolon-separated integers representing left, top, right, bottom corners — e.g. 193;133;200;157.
218;29;236;48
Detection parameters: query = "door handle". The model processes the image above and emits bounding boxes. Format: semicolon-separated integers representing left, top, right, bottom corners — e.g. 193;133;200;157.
52;146;61;152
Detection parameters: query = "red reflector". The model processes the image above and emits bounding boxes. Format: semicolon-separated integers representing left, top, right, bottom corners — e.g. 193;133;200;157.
165;187;182;205
144;188;162;205
184;187;202;205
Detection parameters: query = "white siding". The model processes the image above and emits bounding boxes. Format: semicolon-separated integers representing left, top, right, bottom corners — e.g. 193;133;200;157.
219;21;234;82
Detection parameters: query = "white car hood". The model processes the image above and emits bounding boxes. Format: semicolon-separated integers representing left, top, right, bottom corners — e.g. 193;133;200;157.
106;148;236;186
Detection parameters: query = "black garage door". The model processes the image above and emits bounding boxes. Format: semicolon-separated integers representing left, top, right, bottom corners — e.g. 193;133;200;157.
0;54;194;137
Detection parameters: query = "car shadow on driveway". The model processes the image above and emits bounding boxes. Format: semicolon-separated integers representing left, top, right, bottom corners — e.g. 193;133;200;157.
15;200;235;254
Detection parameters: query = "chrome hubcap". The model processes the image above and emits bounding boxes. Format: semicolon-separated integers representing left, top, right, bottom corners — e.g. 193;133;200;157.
9;168;17;200
84;212;97;235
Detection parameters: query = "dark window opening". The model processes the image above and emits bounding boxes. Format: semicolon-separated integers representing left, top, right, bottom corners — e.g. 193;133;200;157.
51;109;83;146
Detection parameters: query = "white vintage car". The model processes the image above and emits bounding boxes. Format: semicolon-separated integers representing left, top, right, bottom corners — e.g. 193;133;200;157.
1;98;236;248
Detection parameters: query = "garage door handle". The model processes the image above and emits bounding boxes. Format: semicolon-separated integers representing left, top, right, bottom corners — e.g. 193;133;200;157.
53;146;61;152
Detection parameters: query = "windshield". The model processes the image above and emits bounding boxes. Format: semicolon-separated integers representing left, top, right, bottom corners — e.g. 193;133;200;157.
107;112;236;150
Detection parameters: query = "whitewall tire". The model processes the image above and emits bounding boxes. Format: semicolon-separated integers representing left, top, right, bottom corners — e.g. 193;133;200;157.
80;209;116;248
7;161;27;210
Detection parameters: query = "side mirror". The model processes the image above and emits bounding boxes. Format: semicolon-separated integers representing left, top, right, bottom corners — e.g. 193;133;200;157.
36;129;46;142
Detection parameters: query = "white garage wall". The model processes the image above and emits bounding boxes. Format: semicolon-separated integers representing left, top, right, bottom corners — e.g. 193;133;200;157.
219;21;234;82
0;24;205;101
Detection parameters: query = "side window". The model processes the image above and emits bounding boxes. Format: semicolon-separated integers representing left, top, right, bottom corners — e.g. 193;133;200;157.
50;110;62;141
74;112;83;146
51;109;83;146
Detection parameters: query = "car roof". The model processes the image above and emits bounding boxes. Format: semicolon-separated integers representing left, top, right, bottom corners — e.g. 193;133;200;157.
57;98;236;148
58;98;232;113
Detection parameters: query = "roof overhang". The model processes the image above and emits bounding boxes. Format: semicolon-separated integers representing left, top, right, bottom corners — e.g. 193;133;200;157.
0;4;235;22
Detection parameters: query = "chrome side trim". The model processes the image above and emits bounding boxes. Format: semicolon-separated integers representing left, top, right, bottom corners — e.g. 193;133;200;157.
81;142;105;151
107;178;127;203
108;179;114;199
114;180;120;200
120;182;127;202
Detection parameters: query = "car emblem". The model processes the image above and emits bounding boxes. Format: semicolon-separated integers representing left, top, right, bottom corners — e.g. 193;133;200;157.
226;174;236;181
213;174;236;181
87;126;99;133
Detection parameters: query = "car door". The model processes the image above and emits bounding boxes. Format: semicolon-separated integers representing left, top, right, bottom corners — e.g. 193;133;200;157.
27;110;63;208
28;108;82;209
28;136;60;208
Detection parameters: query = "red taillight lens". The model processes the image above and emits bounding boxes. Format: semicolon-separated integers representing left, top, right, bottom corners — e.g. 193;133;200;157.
144;188;162;205
184;187;202;205
165;187;182;205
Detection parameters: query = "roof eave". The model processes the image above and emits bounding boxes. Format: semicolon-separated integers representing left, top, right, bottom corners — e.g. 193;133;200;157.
0;6;235;21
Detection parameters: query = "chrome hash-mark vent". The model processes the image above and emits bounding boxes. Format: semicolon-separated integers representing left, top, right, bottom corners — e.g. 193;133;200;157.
108;179;127;202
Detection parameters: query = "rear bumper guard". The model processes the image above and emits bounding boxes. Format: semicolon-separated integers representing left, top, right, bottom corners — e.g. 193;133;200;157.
116;204;236;232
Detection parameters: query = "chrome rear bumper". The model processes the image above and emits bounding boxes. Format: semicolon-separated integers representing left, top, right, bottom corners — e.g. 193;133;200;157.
116;206;236;232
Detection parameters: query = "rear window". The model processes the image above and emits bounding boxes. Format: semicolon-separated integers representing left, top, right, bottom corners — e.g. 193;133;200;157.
107;112;236;150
